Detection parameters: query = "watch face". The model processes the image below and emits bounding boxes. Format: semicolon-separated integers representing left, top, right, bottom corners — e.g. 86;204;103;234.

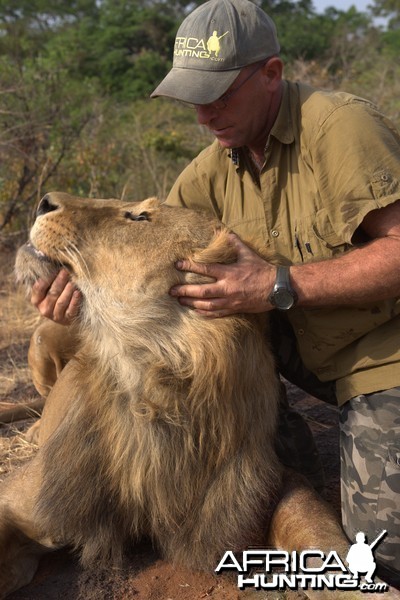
271;288;296;310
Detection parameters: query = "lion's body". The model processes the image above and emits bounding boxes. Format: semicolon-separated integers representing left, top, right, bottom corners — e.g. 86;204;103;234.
34;283;281;569
0;193;394;599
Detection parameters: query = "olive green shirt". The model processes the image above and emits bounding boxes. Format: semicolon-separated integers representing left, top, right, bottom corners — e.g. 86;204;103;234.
166;80;400;405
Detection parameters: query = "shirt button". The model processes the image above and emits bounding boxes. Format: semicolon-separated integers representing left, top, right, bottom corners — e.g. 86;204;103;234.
298;329;305;335
271;229;279;237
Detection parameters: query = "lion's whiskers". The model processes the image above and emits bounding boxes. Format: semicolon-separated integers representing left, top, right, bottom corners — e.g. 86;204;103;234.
58;240;91;283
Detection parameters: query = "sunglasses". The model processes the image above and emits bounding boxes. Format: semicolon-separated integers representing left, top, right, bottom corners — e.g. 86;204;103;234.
179;60;268;111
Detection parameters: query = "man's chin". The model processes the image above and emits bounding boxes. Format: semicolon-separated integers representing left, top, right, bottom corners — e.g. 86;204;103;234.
216;138;235;149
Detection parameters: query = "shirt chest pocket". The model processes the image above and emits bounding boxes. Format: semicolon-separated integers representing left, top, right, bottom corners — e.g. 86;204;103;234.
293;208;351;263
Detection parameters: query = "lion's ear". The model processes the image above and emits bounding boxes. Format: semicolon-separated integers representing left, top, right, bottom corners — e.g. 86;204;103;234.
139;197;161;210
191;229;237;265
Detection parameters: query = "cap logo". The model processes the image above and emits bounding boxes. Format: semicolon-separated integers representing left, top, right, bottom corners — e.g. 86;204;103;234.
175;30;230;63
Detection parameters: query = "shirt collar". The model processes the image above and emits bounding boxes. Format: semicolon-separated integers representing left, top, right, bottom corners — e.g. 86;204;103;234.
269;80;295;145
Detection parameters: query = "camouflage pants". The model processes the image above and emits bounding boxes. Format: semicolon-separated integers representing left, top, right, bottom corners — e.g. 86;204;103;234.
340;389;400;584
270;313;400;584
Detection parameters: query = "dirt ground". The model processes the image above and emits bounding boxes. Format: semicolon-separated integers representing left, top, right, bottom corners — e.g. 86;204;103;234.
0;237;341;600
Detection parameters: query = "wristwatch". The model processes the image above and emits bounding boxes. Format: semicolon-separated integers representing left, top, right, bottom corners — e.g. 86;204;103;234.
268;266;298;310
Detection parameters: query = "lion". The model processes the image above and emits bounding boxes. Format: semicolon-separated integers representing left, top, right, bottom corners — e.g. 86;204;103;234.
0;192;395;600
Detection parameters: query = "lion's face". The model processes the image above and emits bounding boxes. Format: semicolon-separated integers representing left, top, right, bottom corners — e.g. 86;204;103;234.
16;192;218;305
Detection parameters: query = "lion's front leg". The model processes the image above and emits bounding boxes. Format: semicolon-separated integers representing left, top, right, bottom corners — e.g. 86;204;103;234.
269;470;346;556
0;520;43;599
269;470;399;600
0;455;63;598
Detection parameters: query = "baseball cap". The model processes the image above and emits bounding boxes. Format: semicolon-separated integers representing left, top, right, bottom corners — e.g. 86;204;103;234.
150;0;280;104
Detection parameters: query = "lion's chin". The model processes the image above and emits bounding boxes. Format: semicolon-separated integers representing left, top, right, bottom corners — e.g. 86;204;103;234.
15;242;63;290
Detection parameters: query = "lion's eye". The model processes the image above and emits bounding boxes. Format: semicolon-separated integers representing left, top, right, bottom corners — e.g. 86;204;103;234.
124;211;150;222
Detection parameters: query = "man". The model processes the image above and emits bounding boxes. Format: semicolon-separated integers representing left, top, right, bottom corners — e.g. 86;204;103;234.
152;0;400;585
31;0;399;585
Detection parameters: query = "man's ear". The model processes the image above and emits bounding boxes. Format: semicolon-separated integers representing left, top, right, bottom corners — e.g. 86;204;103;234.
191;229;238;265
263;56;283;91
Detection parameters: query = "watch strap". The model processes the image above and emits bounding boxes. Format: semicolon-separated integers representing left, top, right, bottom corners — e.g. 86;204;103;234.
275;265;291;288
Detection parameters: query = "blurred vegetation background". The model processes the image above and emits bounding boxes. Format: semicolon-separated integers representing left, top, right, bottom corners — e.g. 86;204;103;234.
0;0;399;232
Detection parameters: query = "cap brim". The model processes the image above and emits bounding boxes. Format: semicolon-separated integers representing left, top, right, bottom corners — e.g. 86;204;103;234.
150;67;240;104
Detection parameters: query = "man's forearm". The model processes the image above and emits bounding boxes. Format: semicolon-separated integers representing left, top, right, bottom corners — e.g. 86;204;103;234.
290;237;400;307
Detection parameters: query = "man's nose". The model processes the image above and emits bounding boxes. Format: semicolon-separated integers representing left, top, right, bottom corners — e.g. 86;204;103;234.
195;104;219;125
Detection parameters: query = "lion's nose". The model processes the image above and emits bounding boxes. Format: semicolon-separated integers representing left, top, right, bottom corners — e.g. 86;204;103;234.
36;195;59;218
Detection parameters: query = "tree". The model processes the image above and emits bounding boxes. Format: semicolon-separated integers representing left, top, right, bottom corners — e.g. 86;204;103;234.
371;0;400;27
0;54;98;230
62;99;211;201
77;0;178;100
1;0;399;231
260;0;337;61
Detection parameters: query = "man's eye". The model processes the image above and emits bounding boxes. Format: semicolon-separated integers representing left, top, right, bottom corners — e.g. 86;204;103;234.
124;211;150;222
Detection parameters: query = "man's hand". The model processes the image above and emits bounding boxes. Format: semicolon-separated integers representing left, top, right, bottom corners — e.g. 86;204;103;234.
31;269;82;325
170;234;276;317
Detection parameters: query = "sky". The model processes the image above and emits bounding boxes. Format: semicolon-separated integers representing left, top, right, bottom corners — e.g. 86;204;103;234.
312;0;371;13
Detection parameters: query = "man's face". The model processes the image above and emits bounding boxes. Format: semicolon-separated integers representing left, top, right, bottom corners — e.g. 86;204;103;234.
194;60;281;152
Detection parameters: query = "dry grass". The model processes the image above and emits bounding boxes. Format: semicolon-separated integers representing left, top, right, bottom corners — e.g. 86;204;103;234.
0;236;41;480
